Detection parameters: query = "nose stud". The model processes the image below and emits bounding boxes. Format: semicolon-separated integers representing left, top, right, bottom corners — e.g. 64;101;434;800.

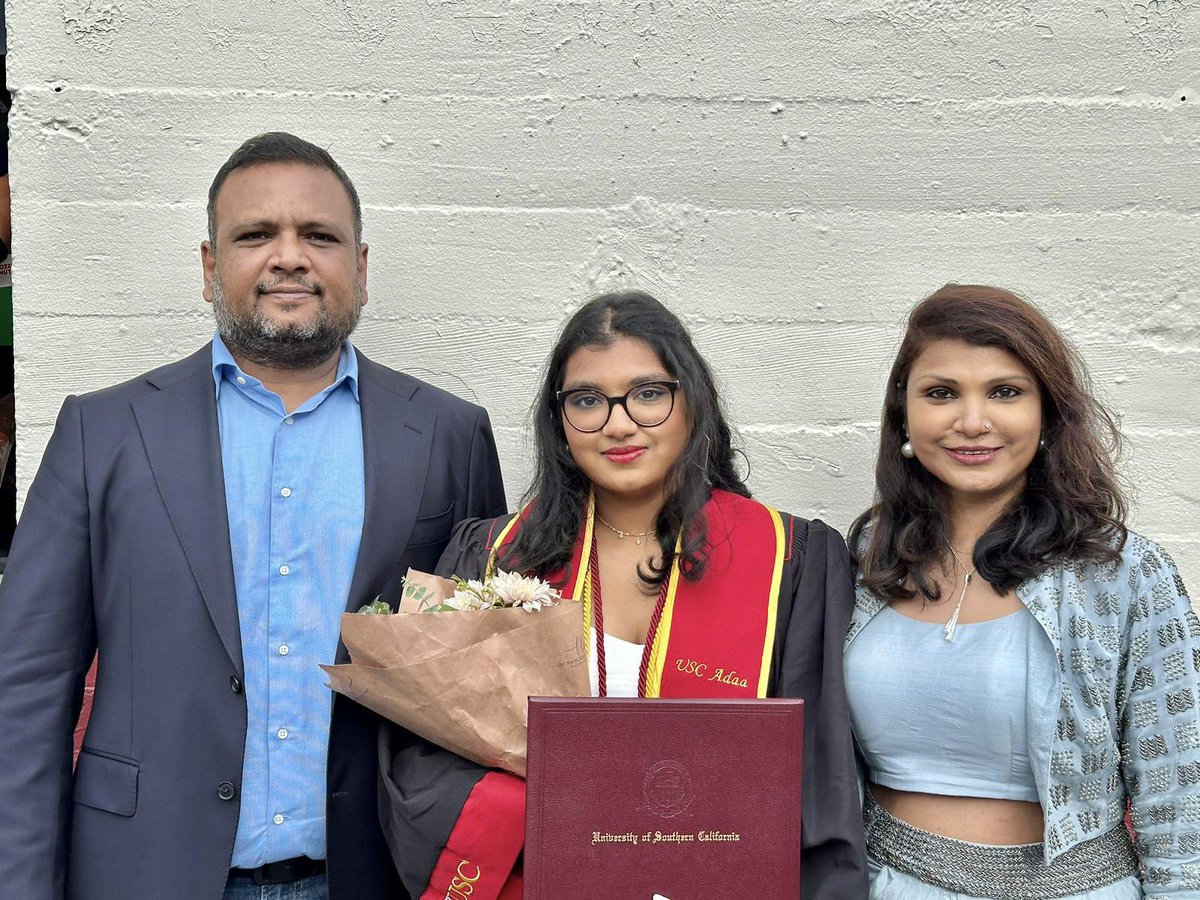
983;419;993;431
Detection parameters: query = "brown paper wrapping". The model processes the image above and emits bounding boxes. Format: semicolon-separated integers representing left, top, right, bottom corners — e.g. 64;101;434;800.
322;569;589;777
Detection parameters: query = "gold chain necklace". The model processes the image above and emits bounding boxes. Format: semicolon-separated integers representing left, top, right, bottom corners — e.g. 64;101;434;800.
595;512;656;546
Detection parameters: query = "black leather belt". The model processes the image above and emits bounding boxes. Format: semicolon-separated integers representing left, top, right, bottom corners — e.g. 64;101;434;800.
229;856;326;886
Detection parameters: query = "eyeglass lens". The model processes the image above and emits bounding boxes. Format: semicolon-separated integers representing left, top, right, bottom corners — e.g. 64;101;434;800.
561;382;676;432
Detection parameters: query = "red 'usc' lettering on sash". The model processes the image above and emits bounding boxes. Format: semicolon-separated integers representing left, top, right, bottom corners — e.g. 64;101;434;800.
487;490;785;699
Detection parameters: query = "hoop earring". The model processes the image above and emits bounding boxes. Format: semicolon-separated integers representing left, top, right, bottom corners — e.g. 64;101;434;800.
900;440;915;459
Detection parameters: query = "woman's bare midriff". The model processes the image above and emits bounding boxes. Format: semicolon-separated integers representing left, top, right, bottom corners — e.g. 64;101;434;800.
871;783;1045;845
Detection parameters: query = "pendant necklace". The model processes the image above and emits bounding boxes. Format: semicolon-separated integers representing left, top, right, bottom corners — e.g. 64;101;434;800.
595;511;656;547
944;544;978;642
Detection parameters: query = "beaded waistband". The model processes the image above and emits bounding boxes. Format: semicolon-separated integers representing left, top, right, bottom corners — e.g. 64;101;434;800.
864;793;1138;899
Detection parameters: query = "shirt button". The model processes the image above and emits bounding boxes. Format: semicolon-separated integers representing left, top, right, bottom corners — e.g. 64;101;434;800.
229;675;242;694
280;487;292;498
277;728;289;740
284;416;294;425
217;782;236;801
236;376;246;385
279;564;290;576
278;644;290;656
273;813;285;825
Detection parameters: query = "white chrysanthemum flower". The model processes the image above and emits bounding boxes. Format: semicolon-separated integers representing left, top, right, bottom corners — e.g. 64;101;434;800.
446;584;489;611
490;570;560;612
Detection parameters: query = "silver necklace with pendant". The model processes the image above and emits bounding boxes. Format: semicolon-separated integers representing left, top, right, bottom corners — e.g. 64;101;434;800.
944;544;978;642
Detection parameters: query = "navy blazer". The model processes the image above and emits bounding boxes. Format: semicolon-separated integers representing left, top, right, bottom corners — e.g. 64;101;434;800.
0;344;506;900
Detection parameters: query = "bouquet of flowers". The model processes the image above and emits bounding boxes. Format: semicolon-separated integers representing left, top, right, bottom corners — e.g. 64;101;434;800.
322;568;588;777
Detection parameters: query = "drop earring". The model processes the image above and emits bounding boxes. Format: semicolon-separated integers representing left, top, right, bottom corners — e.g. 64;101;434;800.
901;439;915;458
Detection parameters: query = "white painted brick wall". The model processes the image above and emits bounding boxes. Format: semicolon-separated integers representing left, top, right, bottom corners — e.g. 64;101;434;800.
7;2;1200;586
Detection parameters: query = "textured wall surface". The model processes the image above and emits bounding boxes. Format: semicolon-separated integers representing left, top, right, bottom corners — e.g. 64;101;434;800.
6;2;1200;585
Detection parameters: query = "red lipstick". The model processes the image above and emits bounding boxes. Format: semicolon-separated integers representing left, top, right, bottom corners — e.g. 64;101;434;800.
603;445;646;464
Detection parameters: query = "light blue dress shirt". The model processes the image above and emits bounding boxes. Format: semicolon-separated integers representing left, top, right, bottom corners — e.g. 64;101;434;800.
212;334;365;867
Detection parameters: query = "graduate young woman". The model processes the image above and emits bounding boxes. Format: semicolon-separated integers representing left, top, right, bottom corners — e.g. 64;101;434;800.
846;284;1200;898
379;290;868;899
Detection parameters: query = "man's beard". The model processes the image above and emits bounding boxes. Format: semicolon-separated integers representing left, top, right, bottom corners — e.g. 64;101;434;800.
211;273;363;370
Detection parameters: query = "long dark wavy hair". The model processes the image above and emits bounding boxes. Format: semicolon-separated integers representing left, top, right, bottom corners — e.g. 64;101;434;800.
498;290;750;590
849;284;1127;601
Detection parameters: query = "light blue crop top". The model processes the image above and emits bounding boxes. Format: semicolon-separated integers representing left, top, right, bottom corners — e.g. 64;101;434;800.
844;605;1043;803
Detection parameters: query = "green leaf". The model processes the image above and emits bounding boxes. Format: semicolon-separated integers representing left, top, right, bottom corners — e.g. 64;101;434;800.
356;597;393;615
403;582;433;604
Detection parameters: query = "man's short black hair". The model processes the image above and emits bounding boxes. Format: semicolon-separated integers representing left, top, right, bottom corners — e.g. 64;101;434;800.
206;132;363;244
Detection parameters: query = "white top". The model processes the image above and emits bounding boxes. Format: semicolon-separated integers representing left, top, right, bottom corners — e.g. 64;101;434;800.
588;628;644;698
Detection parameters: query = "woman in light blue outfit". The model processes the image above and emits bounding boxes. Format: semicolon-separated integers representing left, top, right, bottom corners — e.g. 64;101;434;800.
846;284;1200;898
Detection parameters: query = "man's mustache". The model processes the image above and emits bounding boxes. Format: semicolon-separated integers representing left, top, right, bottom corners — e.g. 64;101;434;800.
255;278;324;297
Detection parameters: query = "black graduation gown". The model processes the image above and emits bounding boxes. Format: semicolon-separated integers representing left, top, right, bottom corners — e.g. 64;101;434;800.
378;512;868;899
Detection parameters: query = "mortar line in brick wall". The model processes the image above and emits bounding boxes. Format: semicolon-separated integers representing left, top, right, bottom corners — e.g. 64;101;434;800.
24;198;1200;218
11;85;1192;110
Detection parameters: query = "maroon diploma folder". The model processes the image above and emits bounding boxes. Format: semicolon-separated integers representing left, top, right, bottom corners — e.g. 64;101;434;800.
525;697;803;900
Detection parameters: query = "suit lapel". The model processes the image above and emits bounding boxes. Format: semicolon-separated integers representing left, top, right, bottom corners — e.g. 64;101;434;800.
345;353;434;615
131;348;243;675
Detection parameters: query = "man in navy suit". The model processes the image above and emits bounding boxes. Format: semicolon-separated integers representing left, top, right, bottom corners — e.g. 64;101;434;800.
0;132;506;899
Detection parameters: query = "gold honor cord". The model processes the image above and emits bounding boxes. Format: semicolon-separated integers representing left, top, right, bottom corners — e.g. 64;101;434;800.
756;506;786;697
578;492;597;669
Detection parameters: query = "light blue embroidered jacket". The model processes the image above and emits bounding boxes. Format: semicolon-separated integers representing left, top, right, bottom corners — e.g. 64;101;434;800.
847;531;1200;894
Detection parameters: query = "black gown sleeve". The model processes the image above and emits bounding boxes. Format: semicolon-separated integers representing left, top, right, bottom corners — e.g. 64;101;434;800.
378;516;528;900
772;517;870;899
432;516;501;581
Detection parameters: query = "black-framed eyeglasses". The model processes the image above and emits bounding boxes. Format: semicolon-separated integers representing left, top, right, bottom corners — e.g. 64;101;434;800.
556;380;681;433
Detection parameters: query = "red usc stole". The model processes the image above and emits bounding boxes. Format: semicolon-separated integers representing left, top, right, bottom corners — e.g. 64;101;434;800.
487;489;785;698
